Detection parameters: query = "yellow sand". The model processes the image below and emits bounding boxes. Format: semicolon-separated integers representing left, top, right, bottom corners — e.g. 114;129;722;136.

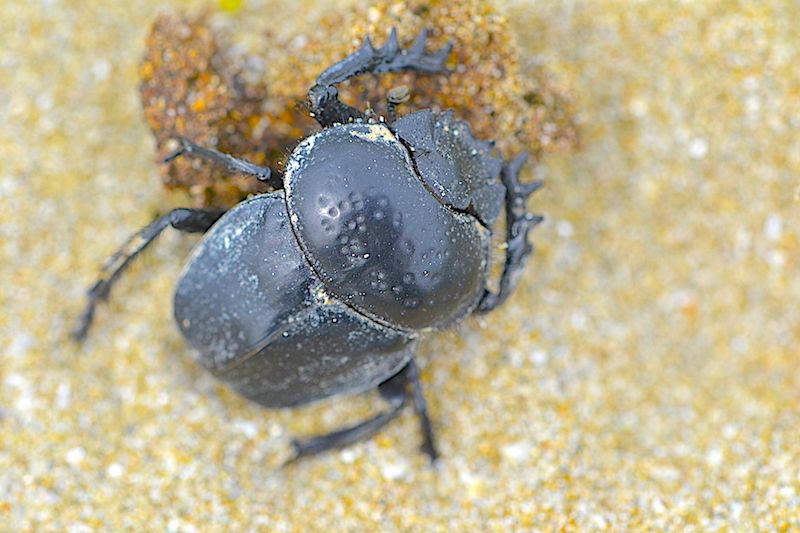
1;1;798;530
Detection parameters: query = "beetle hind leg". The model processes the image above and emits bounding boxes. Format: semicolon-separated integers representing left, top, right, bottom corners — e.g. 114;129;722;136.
308;28;453;127
476;152;543;313
287;360;438;463
406;359;438;460
73;208;225;341
288;382;406;463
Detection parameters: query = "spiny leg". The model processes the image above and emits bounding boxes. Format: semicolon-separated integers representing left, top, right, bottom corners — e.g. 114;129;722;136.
308;28;453;127
73;208;224;341
287;359;438;463
477;152;544;313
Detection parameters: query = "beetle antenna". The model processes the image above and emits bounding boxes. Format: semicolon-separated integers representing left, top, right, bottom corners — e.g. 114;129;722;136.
163;137;272;183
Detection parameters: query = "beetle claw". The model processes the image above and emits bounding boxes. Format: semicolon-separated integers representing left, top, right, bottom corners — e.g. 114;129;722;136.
361;35;375;54
509;151;529;176
410;28;429;55
433;40;454;64
520;179;544;197
403;28;452;71
384;27;400;54
524;213;544;226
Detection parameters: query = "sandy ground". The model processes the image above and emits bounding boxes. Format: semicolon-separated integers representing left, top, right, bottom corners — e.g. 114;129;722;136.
2;0;799;531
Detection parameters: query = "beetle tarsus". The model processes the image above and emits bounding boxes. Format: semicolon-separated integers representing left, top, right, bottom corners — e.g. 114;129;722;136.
73;208;224;341
72;280;107;341
477;152;543;313
406;359;439;462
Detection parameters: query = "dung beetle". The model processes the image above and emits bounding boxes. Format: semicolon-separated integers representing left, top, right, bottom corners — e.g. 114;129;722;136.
74;29;542;462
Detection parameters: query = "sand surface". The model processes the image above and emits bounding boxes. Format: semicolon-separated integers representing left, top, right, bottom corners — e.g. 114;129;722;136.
2;1;799;530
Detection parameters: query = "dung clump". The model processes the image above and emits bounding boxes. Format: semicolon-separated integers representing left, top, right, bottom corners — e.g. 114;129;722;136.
140;12;286;208
139;1;578;208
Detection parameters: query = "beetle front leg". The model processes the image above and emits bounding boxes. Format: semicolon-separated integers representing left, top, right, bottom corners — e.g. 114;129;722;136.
73;208;225;341
476;153;543;313
308;28;453;127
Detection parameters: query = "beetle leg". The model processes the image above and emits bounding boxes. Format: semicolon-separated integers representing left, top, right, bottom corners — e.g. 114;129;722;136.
73;208;225;341
287;360;438;463
287;371;407;463
308;28;453;127
406;359;439;461
476;152;543;313
164;137;280;187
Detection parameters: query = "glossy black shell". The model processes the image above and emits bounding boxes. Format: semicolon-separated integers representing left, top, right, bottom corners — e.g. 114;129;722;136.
174;194;416;407
174;122;493;407
285;122;490;331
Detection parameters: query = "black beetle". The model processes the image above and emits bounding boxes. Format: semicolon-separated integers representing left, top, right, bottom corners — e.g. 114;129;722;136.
74;29;542;462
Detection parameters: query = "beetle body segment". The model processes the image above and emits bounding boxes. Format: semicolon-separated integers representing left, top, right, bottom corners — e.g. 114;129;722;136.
393;110;506;226
174;192;417;407
285;122;490;332
211;299;417;407
174;193;314;369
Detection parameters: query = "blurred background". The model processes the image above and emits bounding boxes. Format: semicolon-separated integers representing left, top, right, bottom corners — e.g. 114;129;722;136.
1;0;798;530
